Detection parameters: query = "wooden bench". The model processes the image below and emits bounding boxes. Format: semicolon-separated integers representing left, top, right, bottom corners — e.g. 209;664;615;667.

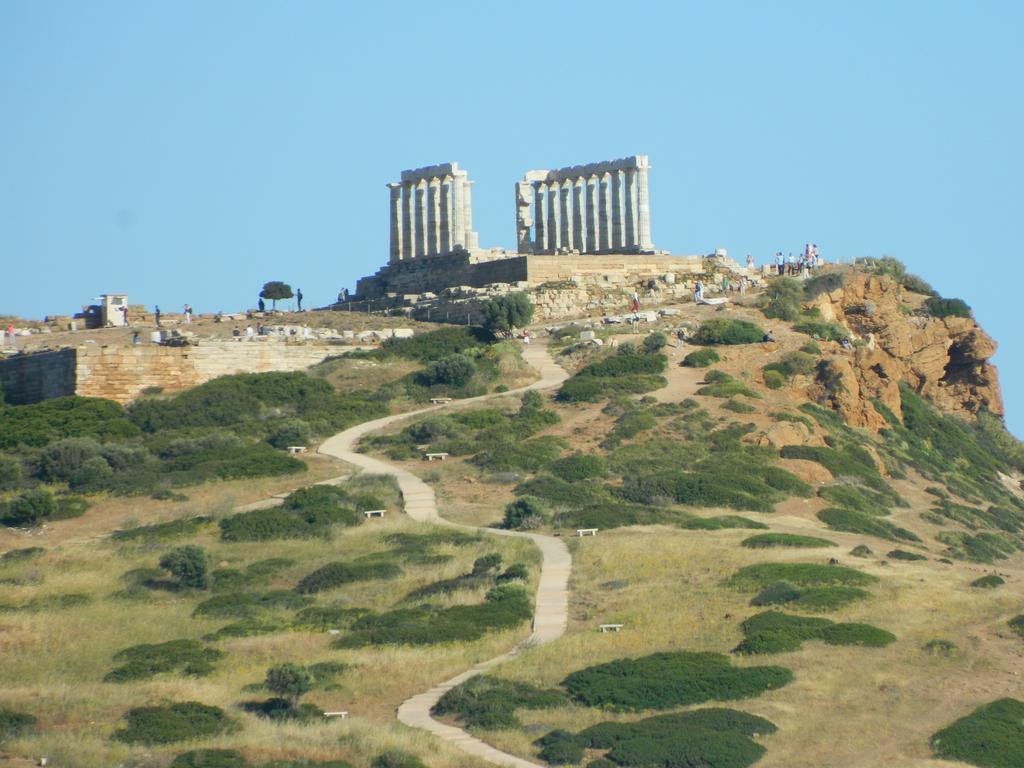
430;397;453;405
425;452;449;461
362;509;385;518
599;623;624;633
323;711;348;719
326;629;341;636
576;528;599;537
287;446;307;455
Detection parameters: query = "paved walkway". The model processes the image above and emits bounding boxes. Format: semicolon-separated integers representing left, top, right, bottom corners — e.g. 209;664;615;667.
318;344;571;768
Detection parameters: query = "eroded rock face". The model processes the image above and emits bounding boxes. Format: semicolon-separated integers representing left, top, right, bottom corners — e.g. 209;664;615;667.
808;272;1002;428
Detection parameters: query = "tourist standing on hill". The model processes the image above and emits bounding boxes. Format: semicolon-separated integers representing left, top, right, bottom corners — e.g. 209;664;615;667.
746;254;755;271
183;304;192;324
3;324;15;350
154;306;161;327
296;289;303;311
258;297;265;312
775;252;785;276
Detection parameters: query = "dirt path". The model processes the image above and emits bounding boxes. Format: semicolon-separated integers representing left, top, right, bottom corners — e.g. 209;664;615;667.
318;344;570;768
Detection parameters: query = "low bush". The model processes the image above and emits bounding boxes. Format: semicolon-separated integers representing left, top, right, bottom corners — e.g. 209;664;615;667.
502;496;549;530
763;370;785;390
194;590;311;618
925;296;972;319
550;453;607;482
105;639;224;682
735;611;894;654
336;584;532;647
818;484;895;516
792;320;850;341
817;507;922;542
761;278;804;321
115;701;235;744
679;515;768;530
682;348;720;368
741;533;836;549
0;546;44;562
804;271;845;299
922;639;959;657
2;488;55;527
292;606;367;631
697;380;760;399
764;352;817;382
971;575;1005;589
728;562;877;590
1008;615;1024;639
170;750;249;768
432;675;566;729
930;698;1024;767
294;562;402;594
562;651;792;711
722;399;756;414
850;545;873;557
938;531;1016;563
112;516;211;542
371;751;427;768
0;707;36;739
887;549;927;561
692;319;766;345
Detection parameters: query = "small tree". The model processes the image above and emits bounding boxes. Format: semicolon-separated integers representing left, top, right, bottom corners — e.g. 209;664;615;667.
265;662;313;707
642;331;667;353
4;489;55;527
259;281;294;310
159;545;208;589
482;292;534;337
423;354;476;388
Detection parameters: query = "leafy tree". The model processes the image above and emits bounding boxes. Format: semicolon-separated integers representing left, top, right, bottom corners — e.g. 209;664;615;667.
761;277;803;321
423;354;476;388
265;662;313;707
482;292;534;336
259;281;294;309
642;331;667;353
159;545;209;589
4;489;55;527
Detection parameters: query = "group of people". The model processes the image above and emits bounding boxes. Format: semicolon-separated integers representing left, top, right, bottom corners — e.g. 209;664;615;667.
773;244;821;277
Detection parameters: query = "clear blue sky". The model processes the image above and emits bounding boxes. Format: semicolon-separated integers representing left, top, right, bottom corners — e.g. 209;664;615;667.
2;1;1021;434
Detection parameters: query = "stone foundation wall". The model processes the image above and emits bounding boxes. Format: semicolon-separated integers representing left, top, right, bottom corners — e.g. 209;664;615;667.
356;251;529;298
0;349;77;405
1;341;337;406
525;254;705;285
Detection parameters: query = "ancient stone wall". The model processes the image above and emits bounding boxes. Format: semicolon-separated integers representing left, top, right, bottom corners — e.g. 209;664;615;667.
356;251;530;299
1;341;336;406
0;349;77;405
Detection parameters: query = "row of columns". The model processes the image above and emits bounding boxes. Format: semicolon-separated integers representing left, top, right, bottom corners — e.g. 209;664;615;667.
528;166;653;254
388;172;478;263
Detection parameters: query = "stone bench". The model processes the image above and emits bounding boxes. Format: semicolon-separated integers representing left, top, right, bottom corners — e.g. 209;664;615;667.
430;397;453;405
362;509;385;518
425;452;449;461
323;711;349;719
599;623;624;633
287;446;307;454
576;528;599;537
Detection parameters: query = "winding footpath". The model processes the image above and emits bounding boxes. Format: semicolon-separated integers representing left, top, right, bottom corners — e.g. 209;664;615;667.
318;345;571;768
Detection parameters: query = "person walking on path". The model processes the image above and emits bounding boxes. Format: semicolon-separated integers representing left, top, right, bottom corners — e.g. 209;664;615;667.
154;306;161;327
296;289;303;312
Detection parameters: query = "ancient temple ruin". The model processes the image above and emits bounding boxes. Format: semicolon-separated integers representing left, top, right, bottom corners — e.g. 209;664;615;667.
515;156;654;255
387;162;480;263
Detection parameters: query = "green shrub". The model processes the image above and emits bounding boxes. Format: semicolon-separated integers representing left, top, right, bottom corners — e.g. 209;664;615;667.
938;531;1016;563
0;707;36;739
50;494;90;520
550;453;607;482
818;507;921;542
295;561;402;594
703;369;734;384
106;639;223;682
971;575;1005;589
900;273;934;295
682;348;720;368
748;582;869;612
502;497;548;530
170;750;249;768
194;590;311;619
722;399;756;414
679;516;768;530
692;319;766;345
642;331;667;353
792;321;850;341
764;351;817;381
267;419;312;450
266;662;314;705
818;484;893;516
728;562;877;590
292;606;367;631
160;546;209;589
763;370;785;390
1008;615;1024;639
112;516;211;542
0;455;22;486
370;750;427;768
37;436;103;481
481;292;534;336
0;395;140;449
3;488;55;527
115;701;235;744
735;611;894;654
697;380;760;398
887;549;927;561
761;277;804;321
472;435;566;472
497;563;529;582
337;584;532;647
432;675;565;729
922;639;959;656
381;326;490;362
799;341;822;355
420;354;477;388
925;296;972;319
0;547;44;562
562;651;792;711
804;271;845;299
930;698;1024;767
741;533;836;549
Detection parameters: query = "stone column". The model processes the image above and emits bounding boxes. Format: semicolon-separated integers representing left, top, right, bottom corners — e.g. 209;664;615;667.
401;183;414;260
451;172;466;249
636;162;653;251
515;180;533;253
427;177;441;255
571;178;584;252
415;180;427;258
598;173;611;252
440;176;454;253
547;181;560;252
585;176;598;253
388;183;403;263
611;171;624;250
624;167;637;251
559;181;572;252
462;180;477;250
534;183;547;253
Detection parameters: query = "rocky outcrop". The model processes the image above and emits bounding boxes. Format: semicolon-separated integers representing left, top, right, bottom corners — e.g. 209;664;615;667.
809;271;1002;428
